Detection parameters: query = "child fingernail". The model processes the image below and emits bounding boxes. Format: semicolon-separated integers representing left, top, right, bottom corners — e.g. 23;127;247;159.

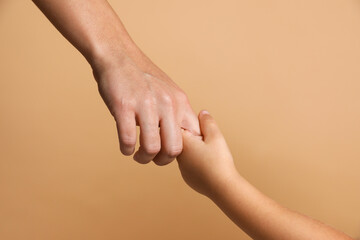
201;110;209;115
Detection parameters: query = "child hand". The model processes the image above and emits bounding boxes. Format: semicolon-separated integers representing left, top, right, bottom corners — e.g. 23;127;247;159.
176;111;238;198
177;111;353;240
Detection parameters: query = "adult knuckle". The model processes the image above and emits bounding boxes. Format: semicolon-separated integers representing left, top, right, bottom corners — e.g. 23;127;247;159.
121;136;136;147
143;144;161;155
166;146;183;158
116;97;136;111
176;91;188;103
120;129;136;146
160;93;174;107
143;95;156;108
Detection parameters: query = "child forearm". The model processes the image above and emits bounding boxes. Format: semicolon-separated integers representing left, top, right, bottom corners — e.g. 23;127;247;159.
210;172;353;240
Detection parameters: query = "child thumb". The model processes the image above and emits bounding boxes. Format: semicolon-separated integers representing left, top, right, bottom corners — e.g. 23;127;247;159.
199;110;221;142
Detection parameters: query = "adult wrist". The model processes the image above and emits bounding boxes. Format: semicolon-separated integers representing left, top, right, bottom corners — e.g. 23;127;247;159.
87;41;132;74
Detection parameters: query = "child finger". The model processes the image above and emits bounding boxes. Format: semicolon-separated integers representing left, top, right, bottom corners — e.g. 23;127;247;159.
198;110;222;143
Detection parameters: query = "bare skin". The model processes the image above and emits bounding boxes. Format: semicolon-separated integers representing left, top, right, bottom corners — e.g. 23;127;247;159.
32;0;200;165
177;111;354;240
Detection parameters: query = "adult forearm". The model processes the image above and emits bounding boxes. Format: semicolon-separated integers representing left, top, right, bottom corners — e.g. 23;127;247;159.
32;0;142;69
211;173;352;240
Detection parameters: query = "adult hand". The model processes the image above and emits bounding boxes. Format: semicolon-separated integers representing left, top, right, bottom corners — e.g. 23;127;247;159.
93;53;200;165
32;0;200;165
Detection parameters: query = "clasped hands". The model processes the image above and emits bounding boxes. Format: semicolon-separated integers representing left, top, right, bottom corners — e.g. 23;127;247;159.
92;50;236;198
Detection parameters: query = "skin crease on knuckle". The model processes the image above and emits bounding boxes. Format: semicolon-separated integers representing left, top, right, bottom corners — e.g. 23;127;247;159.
118;97;137;112
118;127;136;155
141;94;157;111
175;90;189;104
142;142;161;156
166;146;183;158
120;133;136;148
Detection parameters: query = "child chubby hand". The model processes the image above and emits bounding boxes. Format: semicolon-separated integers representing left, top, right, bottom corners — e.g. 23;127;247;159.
176;111;353;240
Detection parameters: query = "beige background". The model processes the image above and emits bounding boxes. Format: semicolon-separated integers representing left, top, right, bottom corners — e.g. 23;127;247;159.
1;0;360;239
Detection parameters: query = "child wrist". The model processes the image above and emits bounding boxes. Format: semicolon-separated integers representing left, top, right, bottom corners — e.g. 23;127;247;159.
207;168;240;200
